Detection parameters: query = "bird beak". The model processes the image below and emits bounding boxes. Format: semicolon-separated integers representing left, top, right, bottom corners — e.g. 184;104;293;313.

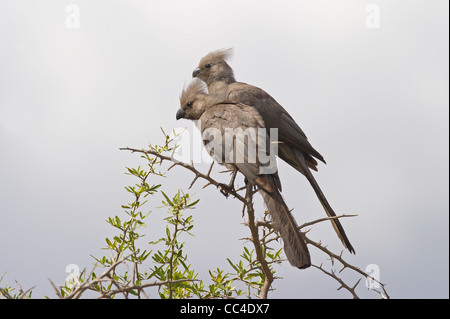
176;108;185;120
192;67;201;78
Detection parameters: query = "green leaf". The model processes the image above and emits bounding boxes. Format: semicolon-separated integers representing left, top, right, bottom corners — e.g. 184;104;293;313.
186;199;200;208
165;226;171;240
161;191;173;206
227;258;239;272
128;289;138;296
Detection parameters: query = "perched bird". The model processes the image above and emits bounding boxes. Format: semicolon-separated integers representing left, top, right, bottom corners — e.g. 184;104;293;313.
192;49;355;254
176;79;311;269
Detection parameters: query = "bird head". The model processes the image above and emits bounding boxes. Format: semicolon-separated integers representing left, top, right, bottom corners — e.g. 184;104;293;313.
192;48;235;85
176;79;209;121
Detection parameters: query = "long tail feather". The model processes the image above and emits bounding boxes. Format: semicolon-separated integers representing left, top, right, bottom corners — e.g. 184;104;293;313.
260;189;311;269
298;154;356;254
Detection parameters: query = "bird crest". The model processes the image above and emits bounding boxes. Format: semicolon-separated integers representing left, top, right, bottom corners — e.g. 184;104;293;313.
179;78;208;107
200;48;234;66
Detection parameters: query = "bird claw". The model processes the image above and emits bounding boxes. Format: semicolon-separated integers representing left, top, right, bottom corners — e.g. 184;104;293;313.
244;177;257;194
219;183;235;198
218;168;238;198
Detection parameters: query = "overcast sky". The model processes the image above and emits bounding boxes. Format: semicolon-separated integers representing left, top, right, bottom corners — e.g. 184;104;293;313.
0;0;448;299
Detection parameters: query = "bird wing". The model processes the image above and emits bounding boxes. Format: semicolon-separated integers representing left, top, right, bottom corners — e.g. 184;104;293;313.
227;82;326;164
200;102;281;193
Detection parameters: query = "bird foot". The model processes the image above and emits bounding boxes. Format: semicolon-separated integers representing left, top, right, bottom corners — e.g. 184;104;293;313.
218;168;238;198
244;177;258;195
218;183;235;198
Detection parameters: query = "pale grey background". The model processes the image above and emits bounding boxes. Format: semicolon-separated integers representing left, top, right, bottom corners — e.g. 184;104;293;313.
0;0;448;298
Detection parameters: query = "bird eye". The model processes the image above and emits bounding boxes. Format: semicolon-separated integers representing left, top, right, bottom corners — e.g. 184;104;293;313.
186;102;193;108
205;63;211;69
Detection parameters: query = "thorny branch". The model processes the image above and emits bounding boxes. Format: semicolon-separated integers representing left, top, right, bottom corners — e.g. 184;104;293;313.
119;145;390;299
0;281;35;300
46;253;199;299
1;134;388;299
243;184;274;299
120;147;247;203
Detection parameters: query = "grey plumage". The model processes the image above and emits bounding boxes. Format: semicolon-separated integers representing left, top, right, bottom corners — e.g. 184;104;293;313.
192;48;355;254
260;188;311;269
176;79;311;269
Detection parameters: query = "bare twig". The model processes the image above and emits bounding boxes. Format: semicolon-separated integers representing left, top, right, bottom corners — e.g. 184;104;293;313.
64;253;133;299
120;147;246;203
305;236;390;299
14;280;35;299
98;279;199;299
119;140;389;299
243;186;274;299
0;287;13;299
299;214;358;230
312;264;360;299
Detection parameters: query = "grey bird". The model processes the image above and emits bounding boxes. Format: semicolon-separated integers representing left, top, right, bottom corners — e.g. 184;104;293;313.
176;79;311;269
192;49;355;254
